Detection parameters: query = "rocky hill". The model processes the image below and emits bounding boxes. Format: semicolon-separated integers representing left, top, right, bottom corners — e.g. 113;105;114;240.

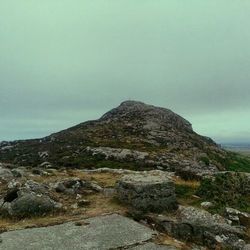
0;100;247;178
0;101;250;249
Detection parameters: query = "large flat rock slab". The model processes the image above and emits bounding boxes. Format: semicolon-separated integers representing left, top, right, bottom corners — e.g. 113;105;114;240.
0;214;158;250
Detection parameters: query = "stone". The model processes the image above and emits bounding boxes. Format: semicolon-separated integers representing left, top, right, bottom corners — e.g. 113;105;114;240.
146;206;247;249
39;161;52;168
54;178;102;195
178;206;228;225
8;192;61;218
77;199;91;207
175;163;218;180
55;182;66;193
86;146;149;162
32;168;47;176
54;178;82;194
38;151;49;158
71;203;78;209
0;167;13;181
24;180;49;195
200;201;214;209
116;172;177;212
7;180;21;189
0;214;159;250
225;207;250;227
11;168;24;178
86;182;103;192
103;187;116;197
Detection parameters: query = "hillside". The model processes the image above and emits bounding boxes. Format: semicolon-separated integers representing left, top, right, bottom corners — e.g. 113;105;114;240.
0;101;250;249
0;101;248;177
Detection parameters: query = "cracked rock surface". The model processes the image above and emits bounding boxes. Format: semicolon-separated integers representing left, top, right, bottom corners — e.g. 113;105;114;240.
116;172;177;212
0;214;175;250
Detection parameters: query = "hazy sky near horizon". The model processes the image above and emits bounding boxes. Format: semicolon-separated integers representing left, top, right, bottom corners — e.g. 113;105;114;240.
0;1;250;143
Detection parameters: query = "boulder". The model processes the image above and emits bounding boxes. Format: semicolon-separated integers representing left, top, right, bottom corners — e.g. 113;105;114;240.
116;171;177;212
178;206;228;225
225;207;250;227
54;178;83;194
8;192;61;217
32;168;48;176
7;180;21;189
11;168;24;178
175;163;218;180
54;178;103;194
146;206;247;250
0;167;13;181
24;180;49;195
39;161;52;168
200;201;214;209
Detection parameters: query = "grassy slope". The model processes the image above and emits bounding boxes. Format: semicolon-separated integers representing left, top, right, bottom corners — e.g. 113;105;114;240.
225;151;250;173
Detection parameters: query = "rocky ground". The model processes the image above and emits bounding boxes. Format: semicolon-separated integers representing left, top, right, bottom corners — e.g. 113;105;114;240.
0;164;249;249
2;101;249;178
0;101;250;249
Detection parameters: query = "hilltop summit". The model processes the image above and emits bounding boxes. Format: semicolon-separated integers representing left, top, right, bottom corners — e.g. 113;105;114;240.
0;100;229;178
100;100;192;132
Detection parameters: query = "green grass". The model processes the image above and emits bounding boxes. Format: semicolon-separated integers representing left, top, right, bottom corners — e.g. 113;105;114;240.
175;181;200;207
175;184;196;198
208;151;250;173
226;152;250;172
196;172;250;213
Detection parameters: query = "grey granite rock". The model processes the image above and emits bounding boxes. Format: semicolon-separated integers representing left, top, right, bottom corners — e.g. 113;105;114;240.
86;146;149;162
146;206;247;250
8;192;61;217
116;172;177;212
0;214;160;250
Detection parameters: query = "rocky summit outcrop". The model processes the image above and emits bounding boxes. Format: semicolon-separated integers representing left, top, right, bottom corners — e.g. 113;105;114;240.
0;100;238;177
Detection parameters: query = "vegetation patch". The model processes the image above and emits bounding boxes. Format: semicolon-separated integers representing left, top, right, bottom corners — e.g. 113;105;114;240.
209;151;250;173
197;172;250;213
174;178;200;206
226;152;250;172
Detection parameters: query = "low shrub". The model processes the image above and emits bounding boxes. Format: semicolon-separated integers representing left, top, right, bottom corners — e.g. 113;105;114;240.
196;172;250;213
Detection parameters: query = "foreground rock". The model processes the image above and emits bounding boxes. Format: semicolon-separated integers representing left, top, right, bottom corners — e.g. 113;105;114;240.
0;214;176;250
1;181;61;218
0;166;13;181
146;206;248;249
225;207;250;227
116;171;177;212
8;192;60;217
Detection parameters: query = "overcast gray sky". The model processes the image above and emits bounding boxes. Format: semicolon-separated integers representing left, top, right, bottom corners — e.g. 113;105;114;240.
0;1;250;143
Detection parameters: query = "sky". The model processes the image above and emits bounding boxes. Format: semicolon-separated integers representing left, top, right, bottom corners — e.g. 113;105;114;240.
0;1;250;143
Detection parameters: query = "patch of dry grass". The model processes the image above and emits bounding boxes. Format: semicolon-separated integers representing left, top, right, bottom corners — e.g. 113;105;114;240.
173;177;201;207
173;176;200;188
0;170;126;232
155;233;194;250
